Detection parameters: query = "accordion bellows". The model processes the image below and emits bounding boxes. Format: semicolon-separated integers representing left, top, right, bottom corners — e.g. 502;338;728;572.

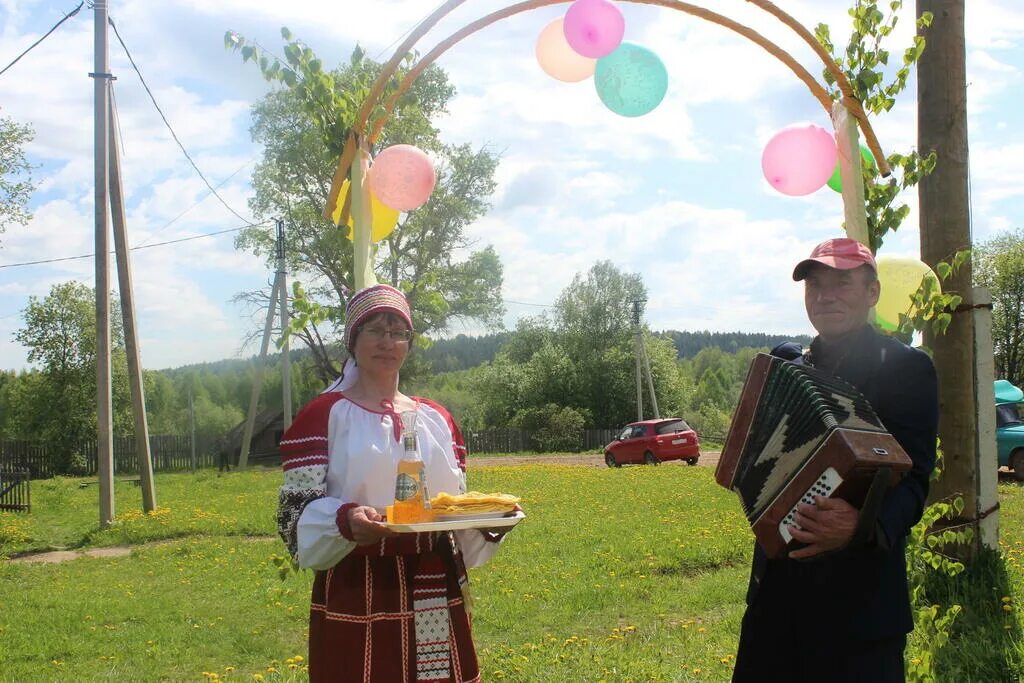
716;353;912;557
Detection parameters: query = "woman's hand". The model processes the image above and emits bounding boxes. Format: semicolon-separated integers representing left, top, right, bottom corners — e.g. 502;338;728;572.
478;505;522;543
347;505;398;545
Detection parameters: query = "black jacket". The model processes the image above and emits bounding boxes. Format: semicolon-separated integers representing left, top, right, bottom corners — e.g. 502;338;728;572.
746;325;939;640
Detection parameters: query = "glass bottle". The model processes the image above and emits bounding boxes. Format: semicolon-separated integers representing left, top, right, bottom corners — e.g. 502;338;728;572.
390;410;433;524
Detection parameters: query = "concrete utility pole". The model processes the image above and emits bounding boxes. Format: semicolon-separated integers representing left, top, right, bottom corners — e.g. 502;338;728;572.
239;220;292;468
238;276;280;470
189;390;196;474
630;300;659;420
91;0;114;528
632;300;644;421
277;219;293;430
108;98;156;511
641;342;660;419
917;0;997;552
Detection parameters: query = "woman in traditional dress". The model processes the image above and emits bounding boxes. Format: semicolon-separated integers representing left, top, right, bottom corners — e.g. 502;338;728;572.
276;284;500;683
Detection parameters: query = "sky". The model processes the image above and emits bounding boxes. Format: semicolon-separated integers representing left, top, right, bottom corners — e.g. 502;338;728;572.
0;0;1021;372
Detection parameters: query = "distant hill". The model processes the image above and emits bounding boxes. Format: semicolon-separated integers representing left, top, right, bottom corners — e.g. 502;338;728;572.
418;329;813;371
156;345;320;376
154;329;813;376
663;330;814;359
420;332;511;372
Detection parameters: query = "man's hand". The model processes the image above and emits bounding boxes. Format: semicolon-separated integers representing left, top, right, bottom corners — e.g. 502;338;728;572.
347;506;398;545
787;496;859;559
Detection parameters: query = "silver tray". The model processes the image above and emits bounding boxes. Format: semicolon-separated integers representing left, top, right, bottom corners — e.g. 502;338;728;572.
386;510;525;533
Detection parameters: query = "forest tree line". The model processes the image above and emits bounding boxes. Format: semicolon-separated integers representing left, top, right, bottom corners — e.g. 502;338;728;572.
0;267;810;468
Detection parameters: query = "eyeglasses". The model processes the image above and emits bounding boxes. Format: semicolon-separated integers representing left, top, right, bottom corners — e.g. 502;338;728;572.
359;326;414;342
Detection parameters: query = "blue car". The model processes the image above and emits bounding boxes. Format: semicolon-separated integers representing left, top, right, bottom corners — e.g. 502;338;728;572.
996;380;1024;479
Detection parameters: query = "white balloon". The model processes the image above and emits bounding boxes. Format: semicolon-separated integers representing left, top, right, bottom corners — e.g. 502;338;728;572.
535;17;596;83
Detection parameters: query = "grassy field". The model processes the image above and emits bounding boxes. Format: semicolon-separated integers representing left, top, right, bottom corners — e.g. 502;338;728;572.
1;464;1023;681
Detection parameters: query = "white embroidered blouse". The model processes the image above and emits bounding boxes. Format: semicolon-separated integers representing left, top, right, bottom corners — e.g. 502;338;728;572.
277;393;500;571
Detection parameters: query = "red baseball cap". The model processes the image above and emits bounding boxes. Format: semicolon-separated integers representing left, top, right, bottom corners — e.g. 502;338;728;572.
792;237;877;281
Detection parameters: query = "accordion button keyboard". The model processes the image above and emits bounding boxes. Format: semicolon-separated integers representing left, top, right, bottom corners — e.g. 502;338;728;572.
778;467;844;544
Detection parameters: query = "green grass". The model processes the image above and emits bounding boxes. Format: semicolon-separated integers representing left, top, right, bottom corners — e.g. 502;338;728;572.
0;468;280;557
1;466;1023;681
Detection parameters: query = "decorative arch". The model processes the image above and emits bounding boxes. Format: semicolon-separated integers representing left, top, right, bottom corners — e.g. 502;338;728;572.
335;0;887;286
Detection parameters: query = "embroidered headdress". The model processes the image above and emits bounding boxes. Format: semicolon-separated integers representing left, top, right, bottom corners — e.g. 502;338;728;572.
342;283;413;352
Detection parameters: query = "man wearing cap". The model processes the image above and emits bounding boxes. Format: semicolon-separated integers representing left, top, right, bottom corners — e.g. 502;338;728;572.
732;238;939;682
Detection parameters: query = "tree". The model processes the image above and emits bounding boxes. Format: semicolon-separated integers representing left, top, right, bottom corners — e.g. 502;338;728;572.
13;282;132;472
553;260;645;358
976;229;1024;385
463;261;694;432
228;35;504;382
550;261;652;426
0;110;35;234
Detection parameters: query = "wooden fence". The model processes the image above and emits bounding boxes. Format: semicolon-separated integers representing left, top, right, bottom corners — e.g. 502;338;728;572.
0;427;725;479
0;468;30;512
0;435;222;480
462;428;619;454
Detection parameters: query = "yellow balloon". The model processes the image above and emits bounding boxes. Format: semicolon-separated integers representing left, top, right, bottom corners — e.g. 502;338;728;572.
874;256;940;331
331;179;401;243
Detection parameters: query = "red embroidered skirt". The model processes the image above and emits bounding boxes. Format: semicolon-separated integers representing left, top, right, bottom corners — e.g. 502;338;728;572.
308;533;480;683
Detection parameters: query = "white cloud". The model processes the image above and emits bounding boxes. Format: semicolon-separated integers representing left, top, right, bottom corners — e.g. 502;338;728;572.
971;142;1024;214
1;0;1022;370
966;0;1024;49
968;50;1022;114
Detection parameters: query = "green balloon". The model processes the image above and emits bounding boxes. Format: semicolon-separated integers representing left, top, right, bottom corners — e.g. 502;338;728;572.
827;144;876;192
594;43;668;117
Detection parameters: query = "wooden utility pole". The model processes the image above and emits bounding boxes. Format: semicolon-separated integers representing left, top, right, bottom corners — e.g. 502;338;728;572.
917;0;995;551
91;0;114;528
108;97;156;512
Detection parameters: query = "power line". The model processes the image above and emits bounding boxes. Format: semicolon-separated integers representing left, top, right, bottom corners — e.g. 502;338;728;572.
0;2;84;78
373;1;451;60
503;298;555;308
135;152;260;248
107;15;257;227
0;222;267;270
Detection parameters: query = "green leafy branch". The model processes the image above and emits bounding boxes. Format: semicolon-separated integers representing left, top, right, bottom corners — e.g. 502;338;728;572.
904;445;972;682
814;0;937;252
270;552;301;581
815;2;933;115
895;249;971;341
224;27;415;156
905;491;971;683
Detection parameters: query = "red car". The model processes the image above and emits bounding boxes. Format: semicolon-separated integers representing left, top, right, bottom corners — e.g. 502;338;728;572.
604;418;701;467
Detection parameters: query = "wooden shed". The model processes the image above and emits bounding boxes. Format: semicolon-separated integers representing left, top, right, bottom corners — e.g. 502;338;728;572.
220;409;285;468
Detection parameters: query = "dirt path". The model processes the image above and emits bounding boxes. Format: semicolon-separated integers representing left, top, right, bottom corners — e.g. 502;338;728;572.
8;547;133;564
7;535;279;564
470;451;721;468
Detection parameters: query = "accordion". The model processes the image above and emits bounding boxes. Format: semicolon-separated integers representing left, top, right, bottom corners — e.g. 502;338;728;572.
715;353;912;558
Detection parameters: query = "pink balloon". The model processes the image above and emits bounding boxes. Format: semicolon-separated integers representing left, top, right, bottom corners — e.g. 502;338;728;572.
563;0;625;59
761;124;837;196
536;17;597;82
369;144;436;212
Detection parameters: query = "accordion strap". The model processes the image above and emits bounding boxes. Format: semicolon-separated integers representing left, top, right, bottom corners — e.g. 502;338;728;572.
850;466;892;548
